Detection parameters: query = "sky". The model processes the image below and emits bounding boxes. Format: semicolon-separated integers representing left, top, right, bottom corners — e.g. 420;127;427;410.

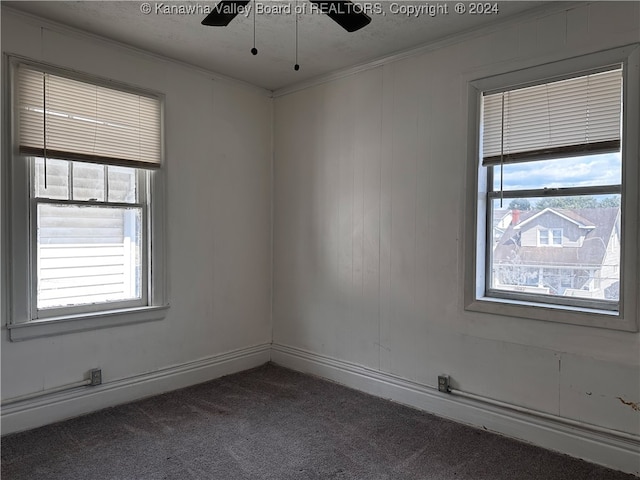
493;152;621;191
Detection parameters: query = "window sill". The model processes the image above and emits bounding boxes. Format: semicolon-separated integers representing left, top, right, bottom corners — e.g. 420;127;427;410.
465;296;637;332
7;305;170;341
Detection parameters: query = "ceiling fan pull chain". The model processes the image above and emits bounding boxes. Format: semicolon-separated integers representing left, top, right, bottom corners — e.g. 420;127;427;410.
294;0;300;71
251;0;258;55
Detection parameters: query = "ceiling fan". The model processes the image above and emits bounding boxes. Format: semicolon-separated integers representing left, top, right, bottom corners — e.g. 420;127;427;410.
201;0;372;32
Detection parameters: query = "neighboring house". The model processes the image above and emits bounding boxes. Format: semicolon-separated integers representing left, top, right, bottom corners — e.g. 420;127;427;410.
492;207;621;300
36;159;141;309
492;208;513;245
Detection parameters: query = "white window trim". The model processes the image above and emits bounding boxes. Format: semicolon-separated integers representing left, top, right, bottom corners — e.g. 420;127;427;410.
463;45;639;332
2;55;169;341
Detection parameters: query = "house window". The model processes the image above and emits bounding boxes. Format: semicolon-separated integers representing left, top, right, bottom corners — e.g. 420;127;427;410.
464;46;639;331
538;228;562;247
4;59;168;340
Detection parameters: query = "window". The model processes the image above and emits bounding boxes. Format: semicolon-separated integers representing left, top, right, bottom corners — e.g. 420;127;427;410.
464;46;639;331
538;228;562;247
33;159;145;314
4;58;168;340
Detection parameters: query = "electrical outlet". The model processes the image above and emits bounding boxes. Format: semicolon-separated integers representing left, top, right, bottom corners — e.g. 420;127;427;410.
89;368;102;386
438;374;450;393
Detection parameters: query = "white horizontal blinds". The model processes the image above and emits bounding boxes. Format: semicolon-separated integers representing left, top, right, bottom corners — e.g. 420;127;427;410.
482;67;622;166
18;65;161;168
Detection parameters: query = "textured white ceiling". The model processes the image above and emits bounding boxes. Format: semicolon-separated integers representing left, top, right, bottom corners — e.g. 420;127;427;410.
5;0;547;91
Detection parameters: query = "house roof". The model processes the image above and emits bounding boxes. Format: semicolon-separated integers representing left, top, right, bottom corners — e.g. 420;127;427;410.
514;208;595;230
494;207;620;268
493;208;510;224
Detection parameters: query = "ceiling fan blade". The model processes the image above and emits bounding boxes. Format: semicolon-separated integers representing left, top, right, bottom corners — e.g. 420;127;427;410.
202;0;250;26
309;0;372;32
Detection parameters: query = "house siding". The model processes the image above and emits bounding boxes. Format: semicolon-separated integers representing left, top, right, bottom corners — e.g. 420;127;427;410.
519;211;584;247
35;162;139;309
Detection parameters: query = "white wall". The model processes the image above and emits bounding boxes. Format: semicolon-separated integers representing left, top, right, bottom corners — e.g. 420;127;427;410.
1;9;272;429
273;2;640;473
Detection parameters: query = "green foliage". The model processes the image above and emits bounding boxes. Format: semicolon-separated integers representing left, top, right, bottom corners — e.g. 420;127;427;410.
536;196;597;209
599;196;621;208
535;196;619;209
508;199;532;211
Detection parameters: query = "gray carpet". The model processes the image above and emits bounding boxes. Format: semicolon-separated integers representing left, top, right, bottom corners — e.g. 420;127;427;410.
1;363;635;479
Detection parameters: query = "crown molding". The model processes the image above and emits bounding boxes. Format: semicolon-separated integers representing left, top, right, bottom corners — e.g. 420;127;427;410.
272;1;587;98
1;5;273;97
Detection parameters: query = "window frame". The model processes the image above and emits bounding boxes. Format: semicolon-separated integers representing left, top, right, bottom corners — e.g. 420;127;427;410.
30;161;149;318
464;45;639;332
2;55;169;341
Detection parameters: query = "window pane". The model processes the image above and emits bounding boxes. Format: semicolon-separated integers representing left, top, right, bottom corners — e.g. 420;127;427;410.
37;204;142;309
539;229;549;245
492;152;621;191
490;195;620;301
72;162;105;201
107;165;137;203
34;158;69;199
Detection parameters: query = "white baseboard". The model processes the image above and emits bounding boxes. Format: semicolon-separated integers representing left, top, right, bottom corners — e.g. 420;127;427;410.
3;341;638;476
271;343;640;477
1;343;271;435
